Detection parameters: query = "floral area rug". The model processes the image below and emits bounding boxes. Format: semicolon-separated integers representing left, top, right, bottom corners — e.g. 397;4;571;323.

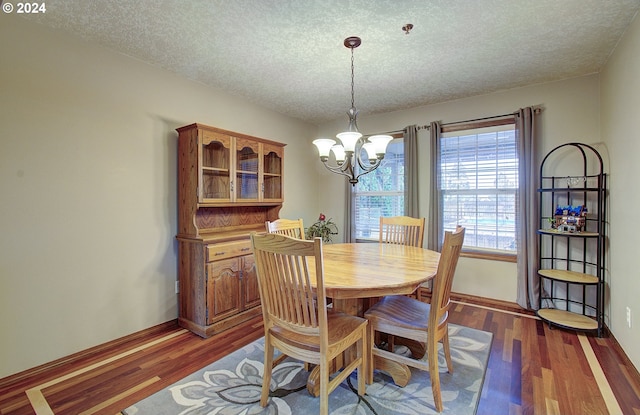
123;324;492;415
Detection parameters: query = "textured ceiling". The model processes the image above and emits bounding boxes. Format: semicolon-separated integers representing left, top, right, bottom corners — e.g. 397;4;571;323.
23;0;640;125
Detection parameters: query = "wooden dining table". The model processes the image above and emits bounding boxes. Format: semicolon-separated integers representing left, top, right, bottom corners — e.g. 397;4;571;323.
306;242;441;396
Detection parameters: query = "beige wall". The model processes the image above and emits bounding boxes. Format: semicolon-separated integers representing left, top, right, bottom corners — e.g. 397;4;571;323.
316;74;602;303
601;11;640;370
0;15;319;378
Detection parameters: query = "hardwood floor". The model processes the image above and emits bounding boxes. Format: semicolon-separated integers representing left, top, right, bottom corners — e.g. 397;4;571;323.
1;298;639;415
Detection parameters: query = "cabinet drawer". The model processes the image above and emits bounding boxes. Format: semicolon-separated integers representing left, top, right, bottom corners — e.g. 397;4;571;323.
207;240;252;262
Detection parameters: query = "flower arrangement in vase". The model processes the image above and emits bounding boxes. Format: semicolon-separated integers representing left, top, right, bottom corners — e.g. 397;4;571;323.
305;213;338;243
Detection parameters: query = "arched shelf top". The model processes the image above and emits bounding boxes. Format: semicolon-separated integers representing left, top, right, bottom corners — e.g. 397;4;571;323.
539;142;604;178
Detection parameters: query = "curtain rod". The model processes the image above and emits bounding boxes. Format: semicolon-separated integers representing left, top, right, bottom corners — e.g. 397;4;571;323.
416;112;514;131
373;106;542;135
364;129;405;137
416;106;542;131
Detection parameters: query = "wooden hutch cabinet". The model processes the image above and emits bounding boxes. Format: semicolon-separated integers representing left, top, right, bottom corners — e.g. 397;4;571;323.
176;123;285;337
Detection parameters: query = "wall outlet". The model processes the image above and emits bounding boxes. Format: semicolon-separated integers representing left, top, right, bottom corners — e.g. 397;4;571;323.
626;306;632;329
175;280;180;294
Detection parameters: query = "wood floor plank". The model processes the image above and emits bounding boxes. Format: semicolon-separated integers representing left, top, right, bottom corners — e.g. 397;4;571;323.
589;334;640;415
532;375;545;415
510;338;522;407
77;377;160;415
24;389;52;415
579;333;623;415
545;397;561;415
518;318;537;415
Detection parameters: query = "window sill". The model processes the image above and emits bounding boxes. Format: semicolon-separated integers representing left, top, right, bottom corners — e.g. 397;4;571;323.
461;249;517;263
354;238;378;243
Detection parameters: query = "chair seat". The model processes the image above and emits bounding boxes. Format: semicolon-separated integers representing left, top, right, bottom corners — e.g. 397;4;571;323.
271;311;367;354
365;295;433;331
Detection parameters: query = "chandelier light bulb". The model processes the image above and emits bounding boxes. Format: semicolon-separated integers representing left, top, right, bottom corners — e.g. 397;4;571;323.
336;132;362;152
362;142;378;163
368;134;393;157
330;144;346;163
313;138;337;161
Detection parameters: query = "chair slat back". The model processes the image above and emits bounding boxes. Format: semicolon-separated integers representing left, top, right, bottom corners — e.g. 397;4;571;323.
379;216;425;247
251;233;327;338
430;226;465;329
265;218;306;239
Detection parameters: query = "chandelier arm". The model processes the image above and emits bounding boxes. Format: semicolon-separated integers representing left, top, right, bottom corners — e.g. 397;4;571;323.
354;165;381;183
355;151;381;172
354;158;382;181
320;159;355;177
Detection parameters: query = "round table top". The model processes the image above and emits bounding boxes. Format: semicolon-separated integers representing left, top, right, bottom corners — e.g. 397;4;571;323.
309;242;440;299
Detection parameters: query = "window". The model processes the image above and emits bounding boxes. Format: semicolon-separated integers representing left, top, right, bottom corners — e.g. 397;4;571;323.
352;138;404;241
440;121;517;256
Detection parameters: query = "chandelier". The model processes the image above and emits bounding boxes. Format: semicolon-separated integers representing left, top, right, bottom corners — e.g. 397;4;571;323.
313;36;393;186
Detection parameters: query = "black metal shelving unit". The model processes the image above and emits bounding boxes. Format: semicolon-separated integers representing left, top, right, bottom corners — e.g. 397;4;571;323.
537;142;607;337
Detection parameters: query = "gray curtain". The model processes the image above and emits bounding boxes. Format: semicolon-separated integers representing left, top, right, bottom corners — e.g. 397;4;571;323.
344;179;353;242
404;125;419;217
515;107;540;309
427;121;442;251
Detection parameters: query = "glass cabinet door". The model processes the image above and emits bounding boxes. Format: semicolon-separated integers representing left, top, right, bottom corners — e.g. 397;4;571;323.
263;144;283;201
200;132;231;202
235;138;260;201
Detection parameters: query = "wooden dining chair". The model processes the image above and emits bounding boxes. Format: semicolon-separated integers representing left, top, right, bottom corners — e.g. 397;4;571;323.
379;215;431;301
376;215;428;307
265;218;305;239
264;218;309;369
250;232;368;415
379;215;425;247
364;226;465;413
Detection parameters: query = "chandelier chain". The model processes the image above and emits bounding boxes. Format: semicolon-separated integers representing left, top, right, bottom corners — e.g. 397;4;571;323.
350;46;355;109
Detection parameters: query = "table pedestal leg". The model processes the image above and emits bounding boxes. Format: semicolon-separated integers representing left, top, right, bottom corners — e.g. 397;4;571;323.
307;353;412;396
373;355;411;387
306;354;343;397
306;366;321;396
331;298;361;316
395;337;427;359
